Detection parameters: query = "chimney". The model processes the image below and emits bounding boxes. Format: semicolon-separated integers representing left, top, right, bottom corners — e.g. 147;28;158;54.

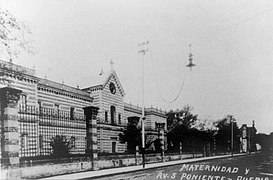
45;75;48;85
99;69;104;75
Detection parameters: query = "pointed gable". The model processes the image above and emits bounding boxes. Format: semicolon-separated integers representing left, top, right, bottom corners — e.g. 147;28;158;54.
82;69;125;97
102;70;125;97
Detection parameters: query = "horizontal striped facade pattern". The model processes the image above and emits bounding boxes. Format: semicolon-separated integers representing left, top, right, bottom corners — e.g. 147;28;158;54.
89;120;97;126
3;107;18;114
0;62;168;158
38;92;91;108
3;113;18;120
0;63;95;157
82;70;168;153
39;123;85;129
11;84;36;94
38;89;91;103
0;88;21;164
97;126;124;132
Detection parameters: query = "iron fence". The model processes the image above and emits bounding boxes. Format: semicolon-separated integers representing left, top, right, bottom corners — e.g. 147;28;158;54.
18;105;86;158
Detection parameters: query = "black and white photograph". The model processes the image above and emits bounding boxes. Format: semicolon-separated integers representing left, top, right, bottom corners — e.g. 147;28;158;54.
0;0;273;179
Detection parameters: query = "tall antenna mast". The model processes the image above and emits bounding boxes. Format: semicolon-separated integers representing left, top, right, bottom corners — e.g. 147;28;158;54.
138;41;149;168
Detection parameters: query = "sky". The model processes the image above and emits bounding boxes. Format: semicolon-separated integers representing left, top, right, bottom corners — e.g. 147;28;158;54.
1;0;273;134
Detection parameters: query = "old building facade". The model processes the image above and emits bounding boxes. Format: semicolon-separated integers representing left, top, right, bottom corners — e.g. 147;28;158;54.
82;69;167;153
0;60;167;161
240;121;257;153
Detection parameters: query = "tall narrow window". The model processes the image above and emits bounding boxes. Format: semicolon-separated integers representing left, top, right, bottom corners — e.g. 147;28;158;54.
112;141;116;153
105;111;108;123
70;107;75;120
110;106;116;125
39;135;43;149
38;101;42;115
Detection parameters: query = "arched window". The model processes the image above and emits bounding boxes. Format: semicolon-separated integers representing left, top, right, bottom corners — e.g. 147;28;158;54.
110;106;116;125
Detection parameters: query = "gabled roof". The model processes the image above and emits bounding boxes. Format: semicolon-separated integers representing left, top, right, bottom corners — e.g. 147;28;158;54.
82;69;126;97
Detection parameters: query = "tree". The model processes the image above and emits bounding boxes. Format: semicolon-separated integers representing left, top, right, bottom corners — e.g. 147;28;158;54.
50;135;73;157
119;122;142;153
167;105;199;152
167;105;198;131
214;115;240;153
257;132;273;153
192;118;218;154
0;8;34;61
119;118;158;153
153;139;162;152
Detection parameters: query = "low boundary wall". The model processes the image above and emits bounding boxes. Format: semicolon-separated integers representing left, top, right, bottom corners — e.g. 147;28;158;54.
1;153;204;179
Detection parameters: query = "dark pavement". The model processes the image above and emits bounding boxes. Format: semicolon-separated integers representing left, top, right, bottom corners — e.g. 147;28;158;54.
89;152;273;180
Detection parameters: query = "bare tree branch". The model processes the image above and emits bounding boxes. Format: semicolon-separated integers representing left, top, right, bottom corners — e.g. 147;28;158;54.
0;8;35;61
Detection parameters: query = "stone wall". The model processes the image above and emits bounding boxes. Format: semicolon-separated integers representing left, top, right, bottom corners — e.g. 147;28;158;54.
21;161;92;179
17;153;203;179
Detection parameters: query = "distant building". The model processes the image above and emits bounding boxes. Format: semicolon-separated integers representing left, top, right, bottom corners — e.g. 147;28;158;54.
240;121;257;153
0;60;167;160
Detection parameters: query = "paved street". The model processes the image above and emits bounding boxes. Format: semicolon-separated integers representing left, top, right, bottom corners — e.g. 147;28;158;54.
88;153;273;180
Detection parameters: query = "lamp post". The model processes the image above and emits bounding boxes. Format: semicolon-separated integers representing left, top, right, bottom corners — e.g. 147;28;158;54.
138;41;149;168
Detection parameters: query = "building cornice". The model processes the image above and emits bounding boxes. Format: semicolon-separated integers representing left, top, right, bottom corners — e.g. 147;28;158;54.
0;67;40;84
38;81;93;103
124;102;167;118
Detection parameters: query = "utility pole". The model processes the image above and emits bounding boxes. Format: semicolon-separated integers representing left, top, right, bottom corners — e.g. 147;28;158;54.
248;127;251;153
138;41;149;168
230;115;234;156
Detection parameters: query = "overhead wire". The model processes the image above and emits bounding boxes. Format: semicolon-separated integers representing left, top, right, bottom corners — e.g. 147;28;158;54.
196;6;273;44
149;42;189;104
142;5;273;105
218;7;273;31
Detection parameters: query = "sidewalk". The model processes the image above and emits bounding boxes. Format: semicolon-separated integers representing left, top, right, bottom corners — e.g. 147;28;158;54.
41;153;245;180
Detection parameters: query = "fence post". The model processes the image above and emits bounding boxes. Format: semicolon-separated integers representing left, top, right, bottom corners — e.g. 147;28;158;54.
83;106;99;170
136;146;139;156
135;146;139;165
0;87;22;179
155;122;165;162
208;142;211;157
180;142;183;160
160;128;165;162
